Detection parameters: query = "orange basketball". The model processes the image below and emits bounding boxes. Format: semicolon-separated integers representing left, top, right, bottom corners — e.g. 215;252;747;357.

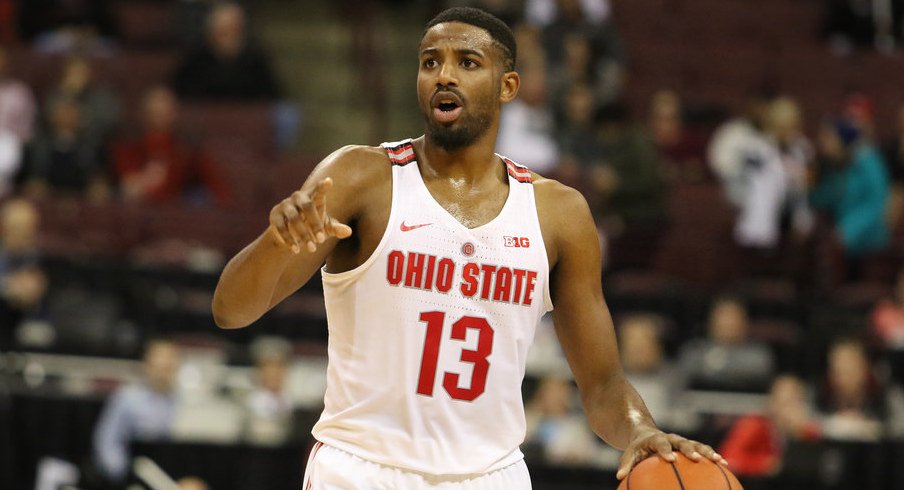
617;453;744;490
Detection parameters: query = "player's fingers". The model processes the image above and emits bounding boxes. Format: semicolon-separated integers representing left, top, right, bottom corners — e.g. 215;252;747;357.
290;193;320;251
309;177;334;198
615;452;635;480
312;179;334;237
301;202;326;244
269;205;298;251
692;442;726;465
616;448;648;480
324;216;353;239
667;434;702;461
283;210;306;253
650;434;676;462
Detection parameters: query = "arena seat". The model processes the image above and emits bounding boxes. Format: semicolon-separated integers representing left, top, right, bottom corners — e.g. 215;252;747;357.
112;0;176;48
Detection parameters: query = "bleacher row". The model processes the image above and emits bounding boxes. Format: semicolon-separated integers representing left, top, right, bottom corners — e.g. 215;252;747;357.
614;0;904;138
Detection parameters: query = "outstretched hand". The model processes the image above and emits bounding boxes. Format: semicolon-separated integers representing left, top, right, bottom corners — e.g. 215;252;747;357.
268;177;353;254
616;429;728;480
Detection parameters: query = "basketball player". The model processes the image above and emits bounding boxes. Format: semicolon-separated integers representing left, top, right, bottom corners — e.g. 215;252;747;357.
213;7;725;488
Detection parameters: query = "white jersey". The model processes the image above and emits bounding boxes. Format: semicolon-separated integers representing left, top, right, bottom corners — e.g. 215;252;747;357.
312;138;553;476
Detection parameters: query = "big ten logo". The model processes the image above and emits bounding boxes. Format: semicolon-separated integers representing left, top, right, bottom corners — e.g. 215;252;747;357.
503;236;530;248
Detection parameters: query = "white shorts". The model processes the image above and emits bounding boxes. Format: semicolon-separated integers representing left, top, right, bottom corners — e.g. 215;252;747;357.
302;442;532;490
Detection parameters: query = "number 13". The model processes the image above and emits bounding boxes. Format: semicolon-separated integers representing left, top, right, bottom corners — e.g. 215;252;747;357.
416;311;494;401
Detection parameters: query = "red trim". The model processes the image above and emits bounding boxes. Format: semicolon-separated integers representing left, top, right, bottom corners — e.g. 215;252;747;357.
385;142;416;166
504;158;532;183
304;441;324;489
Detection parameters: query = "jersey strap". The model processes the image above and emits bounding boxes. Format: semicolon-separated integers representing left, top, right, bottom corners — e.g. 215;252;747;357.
383;140;416;166
503;157;532;183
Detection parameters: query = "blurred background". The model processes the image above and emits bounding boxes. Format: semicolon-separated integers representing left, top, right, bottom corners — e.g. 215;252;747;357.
0;0;903;489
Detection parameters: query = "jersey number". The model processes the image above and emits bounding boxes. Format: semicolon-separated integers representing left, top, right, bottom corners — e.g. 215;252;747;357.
416;311;494;401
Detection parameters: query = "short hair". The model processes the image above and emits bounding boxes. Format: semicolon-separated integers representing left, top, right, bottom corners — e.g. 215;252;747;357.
425;7;517;72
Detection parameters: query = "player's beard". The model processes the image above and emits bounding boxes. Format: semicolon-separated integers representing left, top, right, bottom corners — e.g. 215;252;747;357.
424;90;497;152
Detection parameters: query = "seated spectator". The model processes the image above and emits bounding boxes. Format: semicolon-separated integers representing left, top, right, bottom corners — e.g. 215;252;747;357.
529;0;624;106
618;314;683;428
112;86;233;207
647;90;708;182
242;337;295;446
172;3;281;101
0;199;47;349
817;338;885;441
22;96;110;201
496;53;560;174
92;338;181;484
708;90;774;208
810;120;890;264
0;46;37;197
872;267;904;349
678;296;775;392
719;374;822;478
589;102;667;270
766;97;814;239
556;83;597;191
710;90;790;250
45;57;120;153
524;375;600;466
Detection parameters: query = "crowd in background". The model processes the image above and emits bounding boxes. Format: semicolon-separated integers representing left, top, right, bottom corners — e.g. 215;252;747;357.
1;0;904;489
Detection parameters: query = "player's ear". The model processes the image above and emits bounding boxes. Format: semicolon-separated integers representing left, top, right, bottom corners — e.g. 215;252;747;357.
499;71;519;103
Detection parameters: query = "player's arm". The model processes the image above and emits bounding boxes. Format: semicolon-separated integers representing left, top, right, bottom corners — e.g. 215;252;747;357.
540;180;725;479
211;146;370;329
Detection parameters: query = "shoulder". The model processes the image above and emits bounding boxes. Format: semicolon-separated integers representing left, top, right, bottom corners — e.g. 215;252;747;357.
531;174;596;268
315;144;391;187
532;173;594;230
532;173;588;210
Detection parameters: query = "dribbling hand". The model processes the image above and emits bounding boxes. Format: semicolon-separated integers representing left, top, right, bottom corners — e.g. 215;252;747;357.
268;177;352;254
616;429;727;480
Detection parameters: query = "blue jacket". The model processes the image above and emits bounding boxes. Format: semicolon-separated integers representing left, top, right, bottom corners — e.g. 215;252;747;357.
811;145;890;257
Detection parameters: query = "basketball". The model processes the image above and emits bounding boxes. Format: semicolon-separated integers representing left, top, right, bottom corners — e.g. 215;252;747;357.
617;453;744;490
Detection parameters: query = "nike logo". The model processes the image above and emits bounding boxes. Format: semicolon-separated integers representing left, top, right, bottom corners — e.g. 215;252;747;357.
400;221;432;232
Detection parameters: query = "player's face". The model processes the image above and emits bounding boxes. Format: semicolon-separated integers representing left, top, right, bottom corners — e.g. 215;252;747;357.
417;22;514;151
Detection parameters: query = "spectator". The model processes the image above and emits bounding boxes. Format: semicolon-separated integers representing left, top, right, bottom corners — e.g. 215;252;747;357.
811;119;890;263
0;47;37;197
556;83;598;190
871;267;904;349
496;54;560;174
647;90;708;182
524;376;599;466
589;102;667;270
708;89;774;207
817;338;885;441
242;337;295;446
532;0;624;107
719;374;821;478
618;314;683;428
0;47;36;143
0;199;47;349
44;57;120;153
112;86;233;207
678;296;775;392
709;91;789;250
171;3;281;101
92;338;181;484
765;97;814;239
22;96;111;201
